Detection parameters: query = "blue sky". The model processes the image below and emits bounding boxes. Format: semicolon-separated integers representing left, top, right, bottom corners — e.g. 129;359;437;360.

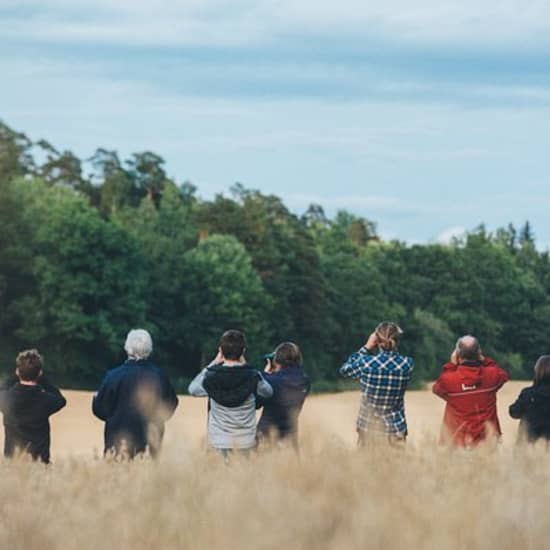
2;0;550;246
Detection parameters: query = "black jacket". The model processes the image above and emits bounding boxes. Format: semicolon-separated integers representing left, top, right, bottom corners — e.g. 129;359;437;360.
92;360;178;457
0;375;66;463
509;383;550;442
202;364;261;407
257;365;310;442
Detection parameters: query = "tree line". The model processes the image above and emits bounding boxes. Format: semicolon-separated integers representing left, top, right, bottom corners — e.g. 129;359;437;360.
0;120;547;390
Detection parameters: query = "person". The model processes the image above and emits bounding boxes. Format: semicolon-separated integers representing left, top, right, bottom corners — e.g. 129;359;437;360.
339;322;414;447
188;329;273;457
92;329;179;458
509;355;550;444
0;349;66;463
433;335;509;447
256;342;310;449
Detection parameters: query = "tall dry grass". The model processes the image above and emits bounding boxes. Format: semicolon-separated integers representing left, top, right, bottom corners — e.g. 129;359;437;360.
0;384;544;549
1;429;549;550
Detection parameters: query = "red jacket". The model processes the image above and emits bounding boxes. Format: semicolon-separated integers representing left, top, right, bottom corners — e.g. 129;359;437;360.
432;357;509;447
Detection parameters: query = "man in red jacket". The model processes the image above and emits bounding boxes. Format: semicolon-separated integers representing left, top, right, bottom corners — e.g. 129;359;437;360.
433;335;509;447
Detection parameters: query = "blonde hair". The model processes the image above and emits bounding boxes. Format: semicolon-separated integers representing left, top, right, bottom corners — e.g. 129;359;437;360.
375;322;403;351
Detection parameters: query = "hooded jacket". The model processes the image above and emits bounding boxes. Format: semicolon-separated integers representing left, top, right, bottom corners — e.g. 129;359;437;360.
188;363;273;450
432;357;509;447
509;383;550;443
256;365;310;443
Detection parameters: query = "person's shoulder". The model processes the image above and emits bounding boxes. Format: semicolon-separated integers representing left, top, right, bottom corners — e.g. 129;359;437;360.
103;362;132;381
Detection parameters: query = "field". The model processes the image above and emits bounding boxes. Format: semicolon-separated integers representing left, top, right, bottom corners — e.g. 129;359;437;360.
1;381;548;550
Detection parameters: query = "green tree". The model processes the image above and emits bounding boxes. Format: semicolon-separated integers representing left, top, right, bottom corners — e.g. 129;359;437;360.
182;234;272;368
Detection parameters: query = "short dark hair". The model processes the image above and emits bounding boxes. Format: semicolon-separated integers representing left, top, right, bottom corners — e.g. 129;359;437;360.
16;349;43;381
534;355;550;385
220;330;247;360
274;342;302;368
456;336;481;361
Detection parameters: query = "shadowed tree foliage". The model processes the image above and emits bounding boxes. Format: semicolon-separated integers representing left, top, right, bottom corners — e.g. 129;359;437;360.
1;120;550;388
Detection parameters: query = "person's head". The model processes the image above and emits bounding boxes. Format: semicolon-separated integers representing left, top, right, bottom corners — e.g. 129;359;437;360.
16;349;43;382
375;322;403;351
455;335;482;362
534;355;550;385
273;342;303;369
124;329;153;360
219;330;247;361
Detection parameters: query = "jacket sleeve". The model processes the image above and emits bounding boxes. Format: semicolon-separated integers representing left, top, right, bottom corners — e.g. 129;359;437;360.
340;347;371;379
38;375;67;415
159;371;179;419
432;374;449;399
256;372;276;408
509;388;530;419
256;373;273;399
188;369;208;397
92;372;117;421
494;365;510;389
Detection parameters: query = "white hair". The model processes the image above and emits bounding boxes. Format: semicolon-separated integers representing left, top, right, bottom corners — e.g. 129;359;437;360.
124;329;153;360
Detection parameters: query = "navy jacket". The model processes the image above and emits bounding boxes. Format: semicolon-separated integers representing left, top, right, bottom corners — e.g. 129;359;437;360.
257;365;310;443
0;375;66;463
92;360;178;457
509;383;550;443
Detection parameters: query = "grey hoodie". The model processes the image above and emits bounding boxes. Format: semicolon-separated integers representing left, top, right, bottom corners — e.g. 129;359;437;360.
188;365;273;450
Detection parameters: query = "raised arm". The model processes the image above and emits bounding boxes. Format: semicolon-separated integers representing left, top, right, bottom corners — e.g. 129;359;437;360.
509;388;529;419
188;368;208;397
256;372;273;399
38;375;67;415
432;374;449;400
339;346;371;379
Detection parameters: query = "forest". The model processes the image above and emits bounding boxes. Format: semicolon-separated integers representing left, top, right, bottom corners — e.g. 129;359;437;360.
1;119;548;390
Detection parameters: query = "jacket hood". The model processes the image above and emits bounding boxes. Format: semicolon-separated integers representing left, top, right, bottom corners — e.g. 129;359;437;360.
456;364;483;388
203;364;260;407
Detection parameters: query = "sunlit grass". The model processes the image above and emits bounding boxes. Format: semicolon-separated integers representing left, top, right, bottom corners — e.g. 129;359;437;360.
0;430;547;550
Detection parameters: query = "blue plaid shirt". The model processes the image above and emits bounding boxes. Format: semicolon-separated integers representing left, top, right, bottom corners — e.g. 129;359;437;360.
340;347;414;435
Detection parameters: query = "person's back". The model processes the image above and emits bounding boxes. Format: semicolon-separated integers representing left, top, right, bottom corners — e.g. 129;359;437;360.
257;343;311;446
0;350;66;463
433;336;508;447
340;322;413;445
188;330;273;453
92;330;178;458
509;355;550;443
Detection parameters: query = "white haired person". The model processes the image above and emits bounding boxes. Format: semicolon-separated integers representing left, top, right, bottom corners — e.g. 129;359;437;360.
340;322;414;447
92;329;179;458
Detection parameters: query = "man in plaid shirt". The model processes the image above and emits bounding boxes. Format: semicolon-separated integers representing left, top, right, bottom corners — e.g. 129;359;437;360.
340;322;414;446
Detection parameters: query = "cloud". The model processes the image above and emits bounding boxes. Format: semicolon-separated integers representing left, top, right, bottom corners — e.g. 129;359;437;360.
435;226;467;245
3;0;550;49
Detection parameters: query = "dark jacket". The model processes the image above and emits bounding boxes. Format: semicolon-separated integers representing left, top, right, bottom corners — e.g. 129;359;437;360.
257;365;310;443
202;364;263;407
92;360;178;457
509;383;550;443
0;375;66;463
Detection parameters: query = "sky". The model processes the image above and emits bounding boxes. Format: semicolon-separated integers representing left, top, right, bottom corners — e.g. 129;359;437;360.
2;1;550;246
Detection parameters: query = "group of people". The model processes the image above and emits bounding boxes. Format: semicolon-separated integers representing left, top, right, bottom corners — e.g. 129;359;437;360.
341;321;550;448
0;329;310;462
0;321;549;463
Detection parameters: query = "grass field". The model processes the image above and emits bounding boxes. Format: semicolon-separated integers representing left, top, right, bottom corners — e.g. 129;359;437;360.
1;381;548;550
